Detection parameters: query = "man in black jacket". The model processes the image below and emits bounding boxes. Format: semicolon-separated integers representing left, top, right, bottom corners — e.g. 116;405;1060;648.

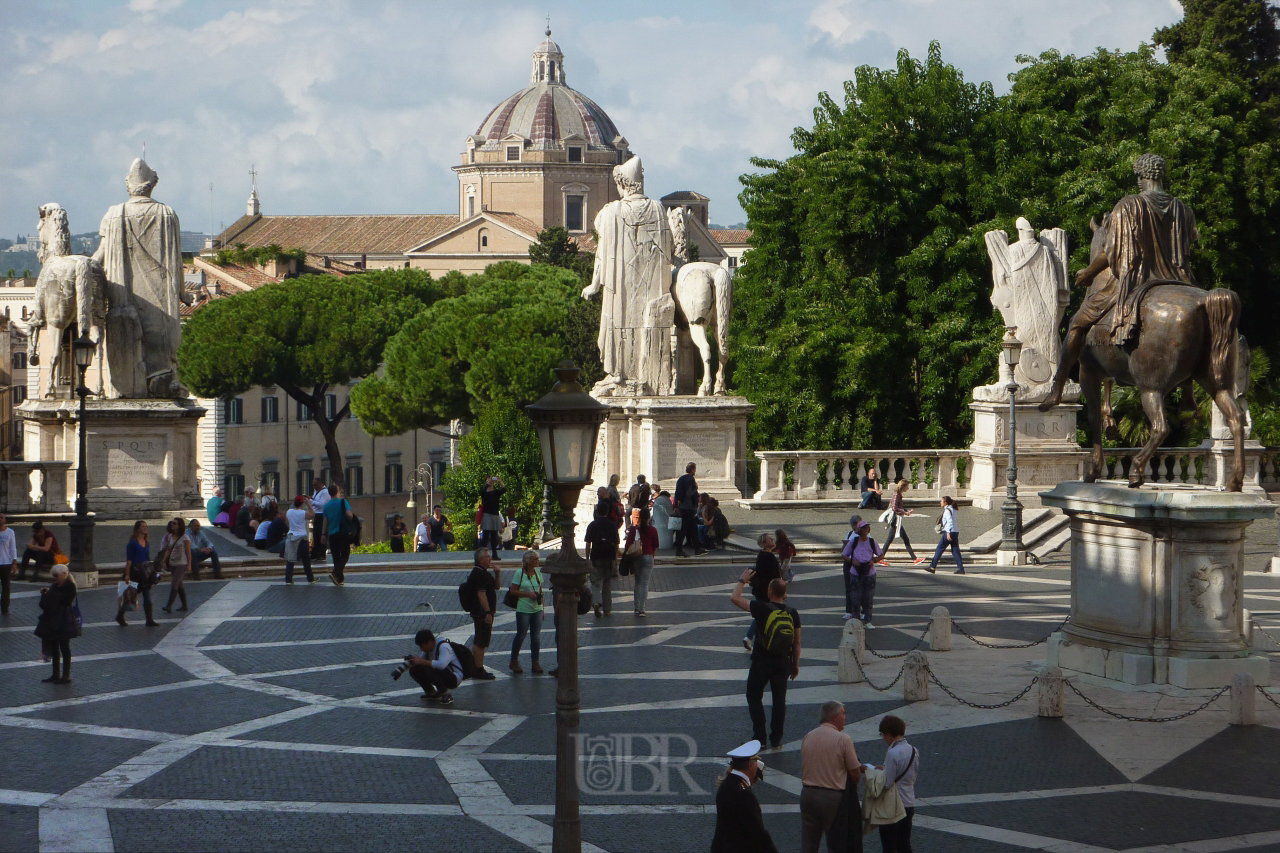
710;739;778;853
673;463;704;557
583;507;618;618
466;548;499;680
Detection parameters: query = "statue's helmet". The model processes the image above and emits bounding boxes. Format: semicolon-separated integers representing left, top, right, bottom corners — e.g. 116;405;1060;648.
126;158;159;196
1015;216;1033;234
1133;153;1167;182
613;156;644;189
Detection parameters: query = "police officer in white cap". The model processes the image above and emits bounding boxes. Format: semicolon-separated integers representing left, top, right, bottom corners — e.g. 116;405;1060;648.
709;739;778;853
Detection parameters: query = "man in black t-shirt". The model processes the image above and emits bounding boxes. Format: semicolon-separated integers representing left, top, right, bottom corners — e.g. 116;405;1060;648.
466;547;499;680
583;507;619;618
732;570;802;749
859;469;883;510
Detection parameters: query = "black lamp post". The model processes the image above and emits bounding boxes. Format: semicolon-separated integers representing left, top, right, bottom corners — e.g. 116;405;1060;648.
998;327;1025;563
405;463;434;513
524;360;608;853
68;333;96;576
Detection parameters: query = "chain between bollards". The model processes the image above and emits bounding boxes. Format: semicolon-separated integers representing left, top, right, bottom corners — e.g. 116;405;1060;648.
849;653;907;692
1063;680;1230;723
1258;685;1280;711
864;624;931;659
926;671;1039;709
948;615;1070;650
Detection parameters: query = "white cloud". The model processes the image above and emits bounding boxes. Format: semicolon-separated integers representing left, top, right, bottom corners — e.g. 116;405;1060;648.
0;0;1182;238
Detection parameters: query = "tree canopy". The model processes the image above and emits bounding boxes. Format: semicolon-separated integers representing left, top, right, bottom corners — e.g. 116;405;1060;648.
732;0;1280;450
178;267;441;487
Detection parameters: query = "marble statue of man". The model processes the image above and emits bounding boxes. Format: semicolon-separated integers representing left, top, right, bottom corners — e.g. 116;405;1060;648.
92;158;189;398
975;217;1070;402
581;156;675;397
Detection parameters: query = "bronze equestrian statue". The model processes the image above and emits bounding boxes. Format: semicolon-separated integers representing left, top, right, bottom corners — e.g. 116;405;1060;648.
1039;154;1246;491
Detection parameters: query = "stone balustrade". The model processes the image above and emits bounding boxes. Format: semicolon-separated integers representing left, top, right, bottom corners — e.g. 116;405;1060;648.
748;445;1280;504
753;450;969;502
0;461;72;514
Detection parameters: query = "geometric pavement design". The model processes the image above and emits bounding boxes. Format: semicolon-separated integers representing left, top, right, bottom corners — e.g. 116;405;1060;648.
2;559;1279;852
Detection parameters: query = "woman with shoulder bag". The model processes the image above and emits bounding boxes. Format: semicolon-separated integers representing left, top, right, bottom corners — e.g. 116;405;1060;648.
882;479;921;565
624;506;659;617
844;520;884;627
926;495;964;575
35;564;78;683
161;517;193;613
116;520;159;627
508;551;546;674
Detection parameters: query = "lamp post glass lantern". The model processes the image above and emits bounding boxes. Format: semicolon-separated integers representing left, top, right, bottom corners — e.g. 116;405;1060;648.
999;327;1025;557
405;463;434;511
69;333;96;575
524;360;608;853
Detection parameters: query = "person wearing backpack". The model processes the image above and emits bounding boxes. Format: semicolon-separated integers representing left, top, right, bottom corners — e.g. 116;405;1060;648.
731;571;802;751
406;628;470;705
743;533;781;651
842;519;884;628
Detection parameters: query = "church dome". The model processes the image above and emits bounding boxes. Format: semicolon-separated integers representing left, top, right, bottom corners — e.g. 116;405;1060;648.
473;31;622;151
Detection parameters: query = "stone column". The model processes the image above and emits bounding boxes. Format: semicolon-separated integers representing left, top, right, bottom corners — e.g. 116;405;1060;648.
929;606;951;651
903;650;929;702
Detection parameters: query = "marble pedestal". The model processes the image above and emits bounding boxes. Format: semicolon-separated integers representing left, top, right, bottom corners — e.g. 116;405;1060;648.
20;397;207;519
968;401;1088;509
1041;481;1273;688
575;395;755;531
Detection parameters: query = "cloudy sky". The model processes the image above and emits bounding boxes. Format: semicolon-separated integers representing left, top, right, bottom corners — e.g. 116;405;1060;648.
2;0;1183;240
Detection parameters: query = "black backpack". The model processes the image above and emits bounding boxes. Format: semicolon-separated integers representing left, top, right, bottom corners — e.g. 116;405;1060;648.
445;640;477;680
458;578;478;613
761;603;796;657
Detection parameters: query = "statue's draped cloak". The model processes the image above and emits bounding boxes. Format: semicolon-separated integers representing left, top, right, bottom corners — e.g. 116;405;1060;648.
1105;191;1199;343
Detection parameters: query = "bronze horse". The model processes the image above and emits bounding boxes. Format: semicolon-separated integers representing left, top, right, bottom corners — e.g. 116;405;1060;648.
1078;215;1245;490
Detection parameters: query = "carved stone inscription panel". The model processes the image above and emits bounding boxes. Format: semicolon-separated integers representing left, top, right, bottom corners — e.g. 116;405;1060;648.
88;433;169;490
662;428;729;481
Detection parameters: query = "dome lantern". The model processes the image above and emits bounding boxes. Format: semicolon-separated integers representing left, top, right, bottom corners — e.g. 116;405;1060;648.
531;28;566;85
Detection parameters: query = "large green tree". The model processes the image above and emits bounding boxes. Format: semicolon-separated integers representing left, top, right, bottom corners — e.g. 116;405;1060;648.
350;262;589;434
530;227;604;387
178;268;441;489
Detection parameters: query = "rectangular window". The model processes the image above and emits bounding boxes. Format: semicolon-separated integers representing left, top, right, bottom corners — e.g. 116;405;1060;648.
224;472;245;499
319;467;330;491
261;396;279;423
325;393;337;419
566;195;584;232
728;256;738;268
384;463;402;494
469;148;475;164
13;385;26;403
296;468;314;498
224;397;243;425
467;195;475;218
506;145;520;162
12;352;25;369
262;471;280;497
568;146;582;163
345;466;364;496
296;400;311;421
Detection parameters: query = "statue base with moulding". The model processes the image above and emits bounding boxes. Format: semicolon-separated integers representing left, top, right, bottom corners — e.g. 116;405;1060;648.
1041;481;1272;688
19;397;206;519
967;378;1087;510
574;394;755;533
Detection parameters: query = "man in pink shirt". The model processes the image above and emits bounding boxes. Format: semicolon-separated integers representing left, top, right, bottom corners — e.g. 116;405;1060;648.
800;701;862;852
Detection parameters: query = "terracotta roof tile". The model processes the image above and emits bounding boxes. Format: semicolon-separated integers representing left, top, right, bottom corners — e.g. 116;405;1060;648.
214;214;457;256
710;229;752;244
485;211;542;238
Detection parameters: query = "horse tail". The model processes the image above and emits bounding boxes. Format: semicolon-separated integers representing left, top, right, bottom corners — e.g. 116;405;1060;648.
713;265;732;350
75;259;94;339
1206;288;1241;393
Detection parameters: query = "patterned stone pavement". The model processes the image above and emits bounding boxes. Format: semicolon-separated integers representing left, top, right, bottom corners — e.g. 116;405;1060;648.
2;557;1280;852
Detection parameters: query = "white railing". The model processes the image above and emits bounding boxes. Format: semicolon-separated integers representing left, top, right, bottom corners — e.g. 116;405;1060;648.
754;450;969;502
1102;446;1280;492
0;461;72;513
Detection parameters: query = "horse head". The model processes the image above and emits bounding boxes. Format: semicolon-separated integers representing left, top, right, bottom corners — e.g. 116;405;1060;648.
1088;212;1111;264
36;203;71;263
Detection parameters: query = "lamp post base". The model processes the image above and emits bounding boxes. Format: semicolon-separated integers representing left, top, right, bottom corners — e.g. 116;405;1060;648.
67;512;97;587
995;548;1029;566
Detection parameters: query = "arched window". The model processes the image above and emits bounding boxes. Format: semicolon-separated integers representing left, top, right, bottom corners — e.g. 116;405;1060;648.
549;61;556;82
479;229;489;251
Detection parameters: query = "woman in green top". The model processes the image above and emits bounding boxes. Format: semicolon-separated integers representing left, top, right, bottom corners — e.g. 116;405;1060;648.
508;550;545;674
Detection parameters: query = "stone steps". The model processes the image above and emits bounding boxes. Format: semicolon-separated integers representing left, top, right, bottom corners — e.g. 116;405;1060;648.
966;508;1069;559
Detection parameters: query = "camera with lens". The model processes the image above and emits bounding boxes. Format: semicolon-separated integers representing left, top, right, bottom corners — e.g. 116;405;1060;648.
391;655;414;680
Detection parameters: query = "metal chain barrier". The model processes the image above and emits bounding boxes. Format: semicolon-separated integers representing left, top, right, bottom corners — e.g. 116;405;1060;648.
864;624;931;659
950;615;1070;650
1064;680;1229;722
1252;622;1280;651
928;671;1039;709
850;654;907;692
1258;685;1280;711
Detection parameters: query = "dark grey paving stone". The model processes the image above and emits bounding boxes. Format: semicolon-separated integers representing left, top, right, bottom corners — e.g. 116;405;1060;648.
676;624;849;651
0;652;195;709
1140;724;1280;800
854;718;1126;798
23;683;303;735
125;745;456;804
107;810;528;853
575;644;758;676
946;617;1069;645
559;812;799;853
236;706;488;750
233;584;458;618
204;637;419;675
0;726;154;794
0;804;39;853
260;663;418;700
199;613;457;647
925;791;1280;849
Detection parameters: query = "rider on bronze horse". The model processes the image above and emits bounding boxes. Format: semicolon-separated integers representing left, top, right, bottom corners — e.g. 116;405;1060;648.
1040;153;1200;412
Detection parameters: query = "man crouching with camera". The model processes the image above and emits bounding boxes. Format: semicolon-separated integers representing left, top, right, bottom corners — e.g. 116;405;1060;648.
404;629;463;705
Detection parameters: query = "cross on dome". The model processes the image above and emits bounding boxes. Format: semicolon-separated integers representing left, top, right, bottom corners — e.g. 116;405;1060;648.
530;27;565;85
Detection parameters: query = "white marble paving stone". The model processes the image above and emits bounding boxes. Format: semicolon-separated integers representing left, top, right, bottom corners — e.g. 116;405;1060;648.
38;806;114;853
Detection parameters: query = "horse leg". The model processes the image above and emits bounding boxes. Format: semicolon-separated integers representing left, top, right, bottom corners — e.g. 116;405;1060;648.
1081;363;1105;482
1101;378;1119;441
689;323;712;396
1130;388;1170;488
1210;385;1247;492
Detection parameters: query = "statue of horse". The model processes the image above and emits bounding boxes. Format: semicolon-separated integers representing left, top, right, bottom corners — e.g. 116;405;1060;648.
1079;215;1245;490
23;204;107;398
667;207;732;396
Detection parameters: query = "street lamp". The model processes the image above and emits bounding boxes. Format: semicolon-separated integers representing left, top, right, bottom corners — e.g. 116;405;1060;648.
68;333;96;576
404;463;434;512
524;360;608;853
998;326;1026;564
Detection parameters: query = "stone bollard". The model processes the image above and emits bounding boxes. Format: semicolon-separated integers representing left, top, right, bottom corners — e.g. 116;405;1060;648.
1038;666;1065;718
903;650;929;702
929;606;952;651
838;619;866;683
1243;609;1254;647
1230;672;1257;726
